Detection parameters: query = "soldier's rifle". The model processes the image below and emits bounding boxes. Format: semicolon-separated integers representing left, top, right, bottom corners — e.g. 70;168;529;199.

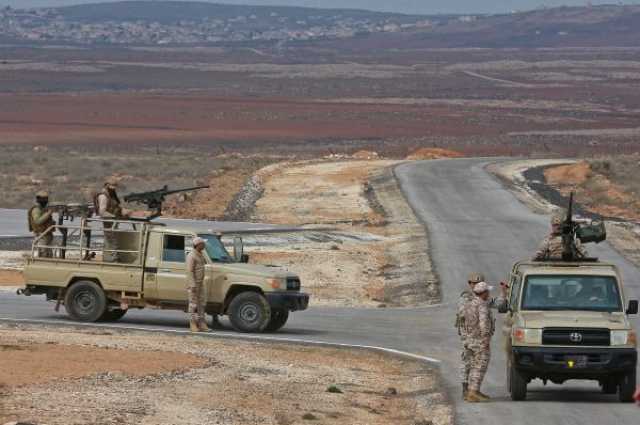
123;185;210;220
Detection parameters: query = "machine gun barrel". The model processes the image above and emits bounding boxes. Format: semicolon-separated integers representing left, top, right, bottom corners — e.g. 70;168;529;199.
123;185;210;219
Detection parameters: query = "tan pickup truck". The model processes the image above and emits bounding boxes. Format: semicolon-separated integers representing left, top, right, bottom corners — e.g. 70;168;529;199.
19;217;309;333
499;260;638;402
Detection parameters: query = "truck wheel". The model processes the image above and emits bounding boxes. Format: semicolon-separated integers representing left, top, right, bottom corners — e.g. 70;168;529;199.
601;379;617;395
64;280;107;322
228;292;271;333
265;308;289;332
618;370;636;402
99;309;127;322
509;362;527;401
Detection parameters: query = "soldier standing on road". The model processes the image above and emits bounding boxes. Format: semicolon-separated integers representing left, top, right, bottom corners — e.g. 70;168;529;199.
463;281;495;402
533;212;586;261
187;237;209;333
28;191;56;258
95;178;128;262
456;272;507;398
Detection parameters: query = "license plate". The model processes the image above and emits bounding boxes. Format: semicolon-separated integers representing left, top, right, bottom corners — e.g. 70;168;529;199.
566;356;588;369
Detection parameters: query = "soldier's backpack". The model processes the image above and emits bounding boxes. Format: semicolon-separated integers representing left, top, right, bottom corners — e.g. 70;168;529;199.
27;206;36;232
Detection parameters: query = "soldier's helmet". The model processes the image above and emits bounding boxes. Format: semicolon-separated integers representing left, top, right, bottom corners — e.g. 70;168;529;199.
468;272;485;284
35;190;49;199
104;177;119;188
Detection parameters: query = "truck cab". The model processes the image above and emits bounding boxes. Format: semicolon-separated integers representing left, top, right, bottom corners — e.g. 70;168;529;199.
21;217;309;333
500;260;638;402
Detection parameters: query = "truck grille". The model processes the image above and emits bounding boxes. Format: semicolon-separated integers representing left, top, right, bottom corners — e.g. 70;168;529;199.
542;328;610;346
286;277;301;291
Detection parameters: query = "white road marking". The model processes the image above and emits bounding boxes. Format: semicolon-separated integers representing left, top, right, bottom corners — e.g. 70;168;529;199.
0;316;441;364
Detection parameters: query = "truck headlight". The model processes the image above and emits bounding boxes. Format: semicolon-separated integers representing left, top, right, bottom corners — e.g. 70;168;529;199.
267;278;282;290
513;327;542;345
611;330;636;347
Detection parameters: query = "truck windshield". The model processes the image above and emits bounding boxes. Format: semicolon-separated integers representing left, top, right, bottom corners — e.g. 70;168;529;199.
200;235;234;263
521;275;623;312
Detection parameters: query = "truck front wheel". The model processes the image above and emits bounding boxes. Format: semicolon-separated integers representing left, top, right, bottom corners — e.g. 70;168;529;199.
265;308;289;332
228;292;271;333
509;360;527;401
618;370;637;402
64;280;107;322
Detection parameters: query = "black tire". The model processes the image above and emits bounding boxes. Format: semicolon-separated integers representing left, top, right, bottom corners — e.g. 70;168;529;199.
265;308;289;332
509;361;527;401
602;379;617;395
99;308;127;322
228;292;271;333
618;370;636;402
64;280;107;322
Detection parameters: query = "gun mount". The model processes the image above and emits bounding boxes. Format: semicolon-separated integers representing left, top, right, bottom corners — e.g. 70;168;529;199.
561;192;606;261
123;185;210;220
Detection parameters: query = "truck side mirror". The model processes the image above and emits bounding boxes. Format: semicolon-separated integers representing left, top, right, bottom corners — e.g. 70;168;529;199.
627;300;638;315
233;237;244;263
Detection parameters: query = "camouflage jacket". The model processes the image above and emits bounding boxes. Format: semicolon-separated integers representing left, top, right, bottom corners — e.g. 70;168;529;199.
463;296;495;342
28;205;54;235
455;289;505;337
186;250;206;286
533;234;586;261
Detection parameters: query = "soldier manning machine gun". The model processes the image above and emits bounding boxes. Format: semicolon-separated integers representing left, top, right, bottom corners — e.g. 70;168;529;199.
560;192;607;261
123;185;210;220
47;203;95;259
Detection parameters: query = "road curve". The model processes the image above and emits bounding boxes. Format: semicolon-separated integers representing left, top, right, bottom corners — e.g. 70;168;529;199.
1;159;638;425
396;158;640;425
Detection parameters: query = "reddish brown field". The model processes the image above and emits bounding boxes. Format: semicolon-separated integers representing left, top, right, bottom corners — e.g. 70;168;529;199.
1;93;634;146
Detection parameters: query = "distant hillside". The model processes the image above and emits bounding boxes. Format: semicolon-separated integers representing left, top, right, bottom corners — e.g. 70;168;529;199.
57;0;421;23
339;4;640;48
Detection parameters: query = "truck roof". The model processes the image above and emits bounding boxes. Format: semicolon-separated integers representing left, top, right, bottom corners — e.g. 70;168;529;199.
513;260;619;277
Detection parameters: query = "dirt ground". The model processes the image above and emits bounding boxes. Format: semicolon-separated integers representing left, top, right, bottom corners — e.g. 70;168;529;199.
0;270;24;286
249;160;438;307
0;324;452;425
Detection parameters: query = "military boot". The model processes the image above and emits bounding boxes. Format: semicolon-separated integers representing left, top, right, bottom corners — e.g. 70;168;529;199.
462;383;469;398
198;319;210;332
464;390;489;403
190;320;200;332
477;391;491;401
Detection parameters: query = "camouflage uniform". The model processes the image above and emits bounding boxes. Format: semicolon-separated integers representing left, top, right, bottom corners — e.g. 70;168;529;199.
29;203;55;258
186;249;207;325
533;212;587;261
96;184;125;262
464;295;495;392
457;289;505;387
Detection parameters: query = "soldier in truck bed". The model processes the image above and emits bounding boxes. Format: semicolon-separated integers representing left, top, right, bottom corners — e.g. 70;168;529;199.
95;177;129;262
533;212;587;261
28;190;55;258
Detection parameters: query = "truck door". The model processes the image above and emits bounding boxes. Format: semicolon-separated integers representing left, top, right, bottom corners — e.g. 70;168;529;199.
154;234;191;302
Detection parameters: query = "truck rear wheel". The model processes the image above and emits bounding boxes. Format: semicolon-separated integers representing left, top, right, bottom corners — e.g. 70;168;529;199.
228;292;271;333
265;308;289;332
509;361;527;401
64;280;107;322
618;370;636;402
601;379;617;395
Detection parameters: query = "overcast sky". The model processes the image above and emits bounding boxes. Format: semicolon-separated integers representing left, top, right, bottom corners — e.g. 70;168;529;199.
2;1;639;15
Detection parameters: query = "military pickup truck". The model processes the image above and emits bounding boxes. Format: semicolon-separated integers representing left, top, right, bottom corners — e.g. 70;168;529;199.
19;217;309;333
499;260;638;402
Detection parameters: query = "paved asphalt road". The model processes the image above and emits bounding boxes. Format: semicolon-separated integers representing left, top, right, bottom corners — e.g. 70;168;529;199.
1;158;639;424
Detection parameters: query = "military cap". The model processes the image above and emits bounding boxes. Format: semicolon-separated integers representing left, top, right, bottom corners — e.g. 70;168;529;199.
192;237;206;247
35;190;49;198
104;177;119;187
468;272;485;283
473;281;493;294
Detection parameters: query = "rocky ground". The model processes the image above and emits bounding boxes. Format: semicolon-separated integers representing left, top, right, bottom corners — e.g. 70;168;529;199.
0;323;452;425
245;159;439;307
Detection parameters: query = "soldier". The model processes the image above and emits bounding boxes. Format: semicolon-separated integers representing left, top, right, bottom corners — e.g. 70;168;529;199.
456;272;507;398
463;281;495;402
186;237;209;333
28;191;55;258
95;178;128;262
533;212;586;261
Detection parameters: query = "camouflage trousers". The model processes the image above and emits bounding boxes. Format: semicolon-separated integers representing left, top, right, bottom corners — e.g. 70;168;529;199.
37;232;54;258
188;281;206;323
462;339;491;391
